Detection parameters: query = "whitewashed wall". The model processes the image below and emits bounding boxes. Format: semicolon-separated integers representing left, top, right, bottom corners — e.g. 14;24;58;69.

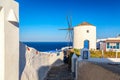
20;44;64;80
0;6;5;80
71;54;78;73
19;42;26;80
74;25;96;50
0;0;19;80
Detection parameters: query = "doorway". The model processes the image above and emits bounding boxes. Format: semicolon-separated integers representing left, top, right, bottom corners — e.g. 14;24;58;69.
84;40;89;49
83;51;88;59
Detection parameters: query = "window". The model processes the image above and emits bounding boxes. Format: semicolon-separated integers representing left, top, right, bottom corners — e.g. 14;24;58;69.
107;43;109;48
110;46;112;49
116;43;119;49
113;46;116;49
86;30;89;33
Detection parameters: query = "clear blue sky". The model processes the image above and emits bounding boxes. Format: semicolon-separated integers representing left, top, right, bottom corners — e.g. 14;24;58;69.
16;0;120;42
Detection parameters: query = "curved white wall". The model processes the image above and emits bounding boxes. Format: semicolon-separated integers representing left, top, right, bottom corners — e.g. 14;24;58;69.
21;46;64;80
73;25;96;50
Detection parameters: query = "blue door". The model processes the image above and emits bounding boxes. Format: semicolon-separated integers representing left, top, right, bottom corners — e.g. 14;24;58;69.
84;40;89;49
83;51;88;59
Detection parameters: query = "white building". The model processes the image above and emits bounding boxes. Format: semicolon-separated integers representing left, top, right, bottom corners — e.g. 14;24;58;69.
97;36;120;52
106;37;120;52
0;0;19;80
73;22;96;50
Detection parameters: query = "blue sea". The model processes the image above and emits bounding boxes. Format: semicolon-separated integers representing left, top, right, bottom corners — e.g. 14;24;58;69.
23;42;72;52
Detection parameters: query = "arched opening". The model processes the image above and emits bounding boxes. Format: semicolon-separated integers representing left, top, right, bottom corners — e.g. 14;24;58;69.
84;40;89;49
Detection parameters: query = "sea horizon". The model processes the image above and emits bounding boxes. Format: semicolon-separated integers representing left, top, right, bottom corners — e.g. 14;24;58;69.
23;42;72;52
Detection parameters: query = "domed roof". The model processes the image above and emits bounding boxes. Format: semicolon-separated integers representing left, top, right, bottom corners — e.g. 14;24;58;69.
78;22;93;26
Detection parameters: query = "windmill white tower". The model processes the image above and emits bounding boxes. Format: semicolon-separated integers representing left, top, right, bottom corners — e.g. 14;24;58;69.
59;16;73;48
73;22;96;50
0;0;19;80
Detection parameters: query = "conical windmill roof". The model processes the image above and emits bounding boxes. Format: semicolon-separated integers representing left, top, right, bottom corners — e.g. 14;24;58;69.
78;22;93;26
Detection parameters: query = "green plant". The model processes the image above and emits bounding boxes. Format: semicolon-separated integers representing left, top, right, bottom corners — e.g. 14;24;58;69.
74;48;80;56
90;50;102;58
90;50;120;58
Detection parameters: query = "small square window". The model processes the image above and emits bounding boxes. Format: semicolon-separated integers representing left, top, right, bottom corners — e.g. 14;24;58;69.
110;46;112;49
86;30;89;33
113;46;116;49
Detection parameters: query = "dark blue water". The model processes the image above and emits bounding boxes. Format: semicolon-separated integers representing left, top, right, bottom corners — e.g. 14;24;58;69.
23;42;72;52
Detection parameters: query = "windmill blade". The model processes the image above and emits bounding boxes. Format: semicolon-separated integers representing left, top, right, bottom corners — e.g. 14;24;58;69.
66;31;72;42
59;29;69;30
66;16;71;28
65;31;69;40
58;16;73;48
70;30;73;42
66;31;71;42
70;16;72;28
68;28;73;30
59;28;73;30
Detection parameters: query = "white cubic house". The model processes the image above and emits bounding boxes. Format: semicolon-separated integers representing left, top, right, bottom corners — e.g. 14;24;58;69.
98;36;120;52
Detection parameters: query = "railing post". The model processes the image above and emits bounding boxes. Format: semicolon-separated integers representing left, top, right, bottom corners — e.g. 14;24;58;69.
71;53;78;78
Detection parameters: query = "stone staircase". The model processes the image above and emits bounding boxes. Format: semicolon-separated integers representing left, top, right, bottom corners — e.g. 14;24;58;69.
44;64;74;80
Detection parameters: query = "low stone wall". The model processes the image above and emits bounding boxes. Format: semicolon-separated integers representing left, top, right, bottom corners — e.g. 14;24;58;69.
75;48;120;80
88;58;120;64
75;57;120;80
20;43;64;80
76;61;120;80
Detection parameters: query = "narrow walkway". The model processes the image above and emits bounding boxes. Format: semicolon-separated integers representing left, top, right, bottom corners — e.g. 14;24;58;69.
44;64;74;80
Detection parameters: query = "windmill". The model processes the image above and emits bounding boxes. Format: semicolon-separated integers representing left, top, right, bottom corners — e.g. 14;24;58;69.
59;16;73;48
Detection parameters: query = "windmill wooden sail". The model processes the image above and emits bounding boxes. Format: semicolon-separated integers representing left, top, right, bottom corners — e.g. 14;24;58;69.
59;16;73;48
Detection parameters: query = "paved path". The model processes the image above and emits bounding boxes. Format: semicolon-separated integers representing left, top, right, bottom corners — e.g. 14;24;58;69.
44;64;74;80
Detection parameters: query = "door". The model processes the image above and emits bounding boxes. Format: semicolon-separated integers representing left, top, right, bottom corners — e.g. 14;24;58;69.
83;51;88;59
84;40;89;49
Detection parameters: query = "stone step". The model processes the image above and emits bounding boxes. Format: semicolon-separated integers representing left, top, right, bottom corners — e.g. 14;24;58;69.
44;64;74;80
